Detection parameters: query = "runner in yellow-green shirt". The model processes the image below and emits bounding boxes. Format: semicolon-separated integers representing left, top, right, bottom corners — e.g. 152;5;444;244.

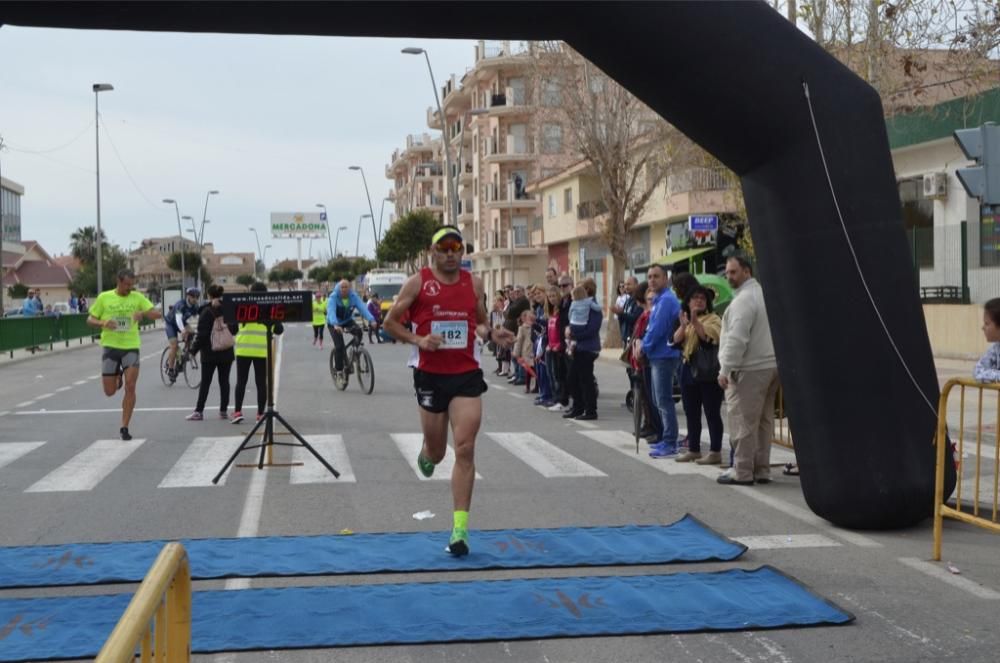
312;292;327;349
86;269;163;440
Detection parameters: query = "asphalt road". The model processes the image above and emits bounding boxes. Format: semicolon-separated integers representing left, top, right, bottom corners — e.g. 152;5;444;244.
0;323;997;662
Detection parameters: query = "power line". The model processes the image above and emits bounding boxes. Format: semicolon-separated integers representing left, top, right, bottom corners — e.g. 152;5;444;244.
98;112;163;211
6;120;94;154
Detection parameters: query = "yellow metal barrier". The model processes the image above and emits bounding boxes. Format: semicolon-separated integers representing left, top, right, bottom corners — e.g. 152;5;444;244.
772;385;794;450
933;378;1000;560
95;542;192;663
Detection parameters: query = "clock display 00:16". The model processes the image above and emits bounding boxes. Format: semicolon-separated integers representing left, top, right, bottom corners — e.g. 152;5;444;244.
234;303;287;322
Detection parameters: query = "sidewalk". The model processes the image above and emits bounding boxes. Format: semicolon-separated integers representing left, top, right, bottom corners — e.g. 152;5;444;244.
0;324;163;368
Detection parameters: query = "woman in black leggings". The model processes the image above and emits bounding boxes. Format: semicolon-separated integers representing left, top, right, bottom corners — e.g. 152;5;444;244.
186;284;238;421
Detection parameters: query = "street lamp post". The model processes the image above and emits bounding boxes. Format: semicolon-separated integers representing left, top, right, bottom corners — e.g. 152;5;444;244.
182;215;195;287
401;47;458;225
355;214;372;258
262;244;272;277
197;190;218;291
334;225;348;258
378;197;392;243
93;83;114;295
249;227;263;278
162;199;186;289
315;203;334;261
347;167;379;250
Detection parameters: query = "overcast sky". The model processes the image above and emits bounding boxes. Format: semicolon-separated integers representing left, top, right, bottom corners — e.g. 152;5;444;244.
0;26;476;265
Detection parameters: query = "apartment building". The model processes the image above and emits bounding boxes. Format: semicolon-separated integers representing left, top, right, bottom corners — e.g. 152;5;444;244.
385;133;446;227
387;40;580;293
130;235;254;289
532;159;741;306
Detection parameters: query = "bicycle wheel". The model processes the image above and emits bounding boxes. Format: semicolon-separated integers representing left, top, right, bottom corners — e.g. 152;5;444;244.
160;347;174;387
330;347;348;391
355;348;374;395
184;352;202;390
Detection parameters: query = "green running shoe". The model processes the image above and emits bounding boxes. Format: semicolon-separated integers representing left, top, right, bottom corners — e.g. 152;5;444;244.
447;527;469;556
416;452;435;478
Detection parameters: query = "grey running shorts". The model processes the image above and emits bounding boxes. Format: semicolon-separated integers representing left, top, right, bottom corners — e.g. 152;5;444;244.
102;348;140;376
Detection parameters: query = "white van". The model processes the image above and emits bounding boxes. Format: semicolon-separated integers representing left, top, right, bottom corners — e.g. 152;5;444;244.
365;269;408;313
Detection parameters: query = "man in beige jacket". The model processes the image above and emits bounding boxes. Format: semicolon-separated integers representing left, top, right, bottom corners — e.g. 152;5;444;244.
717;254;779;485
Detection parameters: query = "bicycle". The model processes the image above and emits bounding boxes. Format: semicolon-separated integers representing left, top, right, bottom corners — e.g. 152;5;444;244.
160;336;201;389
329;326;374;394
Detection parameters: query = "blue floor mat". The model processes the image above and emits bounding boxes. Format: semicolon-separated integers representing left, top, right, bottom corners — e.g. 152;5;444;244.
0;515;745;588
0;566;853;661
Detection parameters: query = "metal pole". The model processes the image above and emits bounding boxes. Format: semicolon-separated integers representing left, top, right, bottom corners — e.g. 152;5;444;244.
421;51;458;225
0;136;5;315
961;220;970;304
317;205;333;261
249;228;263;278
509;179;515;284
358;170;378;249
355;215;363;257
166;202;186;289
95;90;104;295
335;227;345;257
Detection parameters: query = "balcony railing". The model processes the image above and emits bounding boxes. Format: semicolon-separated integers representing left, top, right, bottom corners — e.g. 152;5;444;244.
486;183;535;203
665;168;734;196
477;40;532;62
485;136;534;158
577;200;609;219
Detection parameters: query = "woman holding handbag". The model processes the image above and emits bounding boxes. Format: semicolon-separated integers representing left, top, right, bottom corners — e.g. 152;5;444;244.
186;284;239;421
672;285;724;464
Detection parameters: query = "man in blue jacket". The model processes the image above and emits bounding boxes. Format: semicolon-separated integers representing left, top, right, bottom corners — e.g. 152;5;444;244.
327;279;376;376
638;263;682;458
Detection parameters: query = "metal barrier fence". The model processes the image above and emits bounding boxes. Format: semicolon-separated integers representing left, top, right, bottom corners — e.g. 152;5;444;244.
933;378;1000;561
0;314;157;357
772;385;793;450
95;542;191;663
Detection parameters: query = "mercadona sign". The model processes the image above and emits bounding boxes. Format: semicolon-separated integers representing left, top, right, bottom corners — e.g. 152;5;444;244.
271;212;328;239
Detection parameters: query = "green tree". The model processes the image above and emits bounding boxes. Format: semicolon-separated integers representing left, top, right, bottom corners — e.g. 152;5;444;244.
166;251;203;280
375;209;439;272
69;226;107;266
69;244;129;296
235;274;257;290
6;283;29;300
328;257;357;282
308;265;332;284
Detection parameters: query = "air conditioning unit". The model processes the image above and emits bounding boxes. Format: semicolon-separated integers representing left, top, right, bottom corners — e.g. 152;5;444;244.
923;172;948;199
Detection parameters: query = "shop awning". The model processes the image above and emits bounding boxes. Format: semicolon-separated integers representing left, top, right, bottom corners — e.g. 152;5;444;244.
634;246;714;273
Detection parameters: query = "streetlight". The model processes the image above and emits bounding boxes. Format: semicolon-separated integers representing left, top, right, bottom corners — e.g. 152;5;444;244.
163;199;186;288
262;244;272;276
197;190;218;291
249;227;263;278
93;83;113;295
315;203;334;261
355;213;372;258
401;47;458;225
347;167;379;250
378;197;393;242
182;215;195;287
334;225;348;258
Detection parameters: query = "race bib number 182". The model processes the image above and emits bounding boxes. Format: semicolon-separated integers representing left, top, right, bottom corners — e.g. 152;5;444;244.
431;320;467;349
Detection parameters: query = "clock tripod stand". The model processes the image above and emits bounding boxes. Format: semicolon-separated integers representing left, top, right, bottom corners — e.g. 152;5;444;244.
212;320;340;484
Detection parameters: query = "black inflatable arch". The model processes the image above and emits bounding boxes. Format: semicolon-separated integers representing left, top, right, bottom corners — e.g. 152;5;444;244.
0;1;955;529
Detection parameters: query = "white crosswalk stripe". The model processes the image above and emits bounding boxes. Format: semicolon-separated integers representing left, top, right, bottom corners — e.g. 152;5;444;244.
26;439;145;493
291;435;356;484
158;437;246;488
487;432;606;478
390;433;483;481
0;442;46;471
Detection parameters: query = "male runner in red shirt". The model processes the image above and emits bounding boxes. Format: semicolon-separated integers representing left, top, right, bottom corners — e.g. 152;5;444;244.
384;226;515;555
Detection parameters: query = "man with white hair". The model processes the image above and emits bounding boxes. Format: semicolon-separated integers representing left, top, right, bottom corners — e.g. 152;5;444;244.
326;279;375;377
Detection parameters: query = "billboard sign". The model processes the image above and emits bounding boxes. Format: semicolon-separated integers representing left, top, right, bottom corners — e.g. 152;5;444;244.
271;212;328;239
688;214;719;232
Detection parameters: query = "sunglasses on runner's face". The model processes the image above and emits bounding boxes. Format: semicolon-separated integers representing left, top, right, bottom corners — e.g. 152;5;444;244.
435;239;463;254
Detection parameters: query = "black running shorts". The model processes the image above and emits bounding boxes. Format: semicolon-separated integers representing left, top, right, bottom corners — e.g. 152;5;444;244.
413;368;487;413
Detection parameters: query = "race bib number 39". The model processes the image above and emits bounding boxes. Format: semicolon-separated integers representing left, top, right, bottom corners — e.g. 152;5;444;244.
432;320;468;349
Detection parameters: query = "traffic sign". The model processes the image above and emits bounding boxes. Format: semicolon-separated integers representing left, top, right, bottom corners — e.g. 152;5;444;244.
954;122;999;205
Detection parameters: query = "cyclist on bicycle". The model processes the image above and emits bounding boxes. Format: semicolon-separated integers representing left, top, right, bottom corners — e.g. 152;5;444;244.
165;287;201;383
327;279;375;377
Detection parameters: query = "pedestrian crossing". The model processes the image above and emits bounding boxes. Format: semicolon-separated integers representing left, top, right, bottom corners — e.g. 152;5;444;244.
0;430;801;495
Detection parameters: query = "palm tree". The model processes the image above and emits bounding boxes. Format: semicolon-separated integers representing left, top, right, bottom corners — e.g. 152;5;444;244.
69;226;106;266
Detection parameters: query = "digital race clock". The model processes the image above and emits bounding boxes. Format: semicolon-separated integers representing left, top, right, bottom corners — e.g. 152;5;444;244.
222;291;313;325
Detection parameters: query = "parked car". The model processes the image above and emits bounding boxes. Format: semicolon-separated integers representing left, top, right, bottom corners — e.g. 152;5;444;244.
51;302;71;315
3;306;24;318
